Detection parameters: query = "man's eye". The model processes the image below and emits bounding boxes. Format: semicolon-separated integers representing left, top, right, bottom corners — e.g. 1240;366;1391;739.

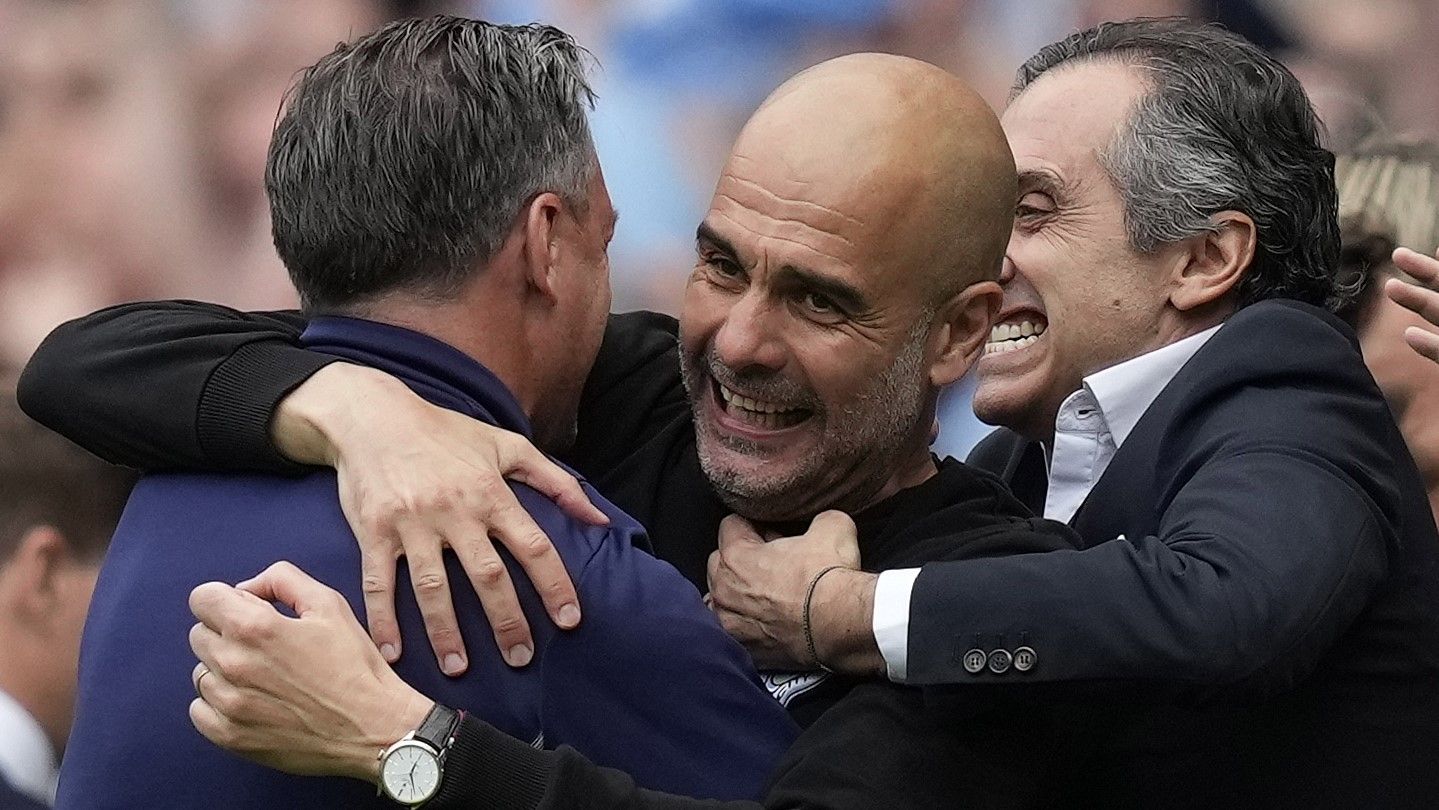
705;256;742;277
801;291;838;314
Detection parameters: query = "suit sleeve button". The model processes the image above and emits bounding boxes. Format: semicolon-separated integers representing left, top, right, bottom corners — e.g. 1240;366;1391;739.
962;648;988;674
987;648;1013;675
1013;646;1037;673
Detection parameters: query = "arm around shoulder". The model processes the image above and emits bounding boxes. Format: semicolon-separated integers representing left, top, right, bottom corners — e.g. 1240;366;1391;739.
18;300;330;471
905;448;1389;694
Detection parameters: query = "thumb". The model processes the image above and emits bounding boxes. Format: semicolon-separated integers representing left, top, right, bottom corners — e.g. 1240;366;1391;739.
507;442;610;527
807;510;860;561
189;582;244;631
235;561;340;618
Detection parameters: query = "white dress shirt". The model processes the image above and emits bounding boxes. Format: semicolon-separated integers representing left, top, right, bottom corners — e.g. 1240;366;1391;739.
0;688;58;805
875;326;1220;681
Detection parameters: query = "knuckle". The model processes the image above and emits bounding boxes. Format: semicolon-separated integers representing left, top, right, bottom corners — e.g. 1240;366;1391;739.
357;507;399;538
490;615;526;636
361;573;390;596
324;589;351;613
207;718;239;748
229;616;271;644
473;477;505;502
215;653;253;685
215;688;252;718
416;487;460;513
412;571;448;595
474;559;508;588
365;496;408;523
540;577;572;600
515;532;552;561
426;624;461;647
484;497;523;525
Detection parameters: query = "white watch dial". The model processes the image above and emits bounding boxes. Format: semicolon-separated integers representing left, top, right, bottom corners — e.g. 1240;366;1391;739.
382;741;441;804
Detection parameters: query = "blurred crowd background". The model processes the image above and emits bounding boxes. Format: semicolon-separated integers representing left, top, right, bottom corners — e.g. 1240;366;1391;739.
1;0;1436;455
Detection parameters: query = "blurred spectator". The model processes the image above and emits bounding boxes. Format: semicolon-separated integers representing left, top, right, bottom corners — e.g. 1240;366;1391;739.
0;0;214;367
0;371;135;808
0;0;459;367
1335;138;1439;517
4;0;1439;395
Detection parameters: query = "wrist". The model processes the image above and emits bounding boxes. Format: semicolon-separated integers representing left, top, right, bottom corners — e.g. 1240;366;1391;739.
812;568;884;677
359;684;436;783
273;363;389;466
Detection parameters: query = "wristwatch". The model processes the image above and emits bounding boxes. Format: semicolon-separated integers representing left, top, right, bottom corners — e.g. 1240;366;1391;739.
378;703;461;806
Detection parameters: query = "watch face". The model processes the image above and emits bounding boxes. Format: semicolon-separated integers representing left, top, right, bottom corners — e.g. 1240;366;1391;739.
381;741;441;805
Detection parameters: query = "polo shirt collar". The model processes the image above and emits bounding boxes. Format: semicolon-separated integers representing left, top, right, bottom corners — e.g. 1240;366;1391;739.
300;316;533;439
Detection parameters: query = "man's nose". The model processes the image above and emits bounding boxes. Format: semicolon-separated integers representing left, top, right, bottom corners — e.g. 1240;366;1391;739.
999;255;1017;284
712;292;786;372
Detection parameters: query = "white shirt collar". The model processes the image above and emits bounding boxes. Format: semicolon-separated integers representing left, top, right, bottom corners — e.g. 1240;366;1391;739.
1042;325;1221;524
0;688;57;805
1080;325;1221;450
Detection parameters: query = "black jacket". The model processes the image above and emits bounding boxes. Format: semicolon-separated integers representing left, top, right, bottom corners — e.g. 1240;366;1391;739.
960;300;1439;807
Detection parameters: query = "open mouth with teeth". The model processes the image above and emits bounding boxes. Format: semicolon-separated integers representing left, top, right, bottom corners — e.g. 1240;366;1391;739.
713;381;813;431
984;317;1047;356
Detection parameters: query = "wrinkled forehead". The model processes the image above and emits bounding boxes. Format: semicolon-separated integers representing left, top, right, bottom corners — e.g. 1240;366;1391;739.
705;142;920;279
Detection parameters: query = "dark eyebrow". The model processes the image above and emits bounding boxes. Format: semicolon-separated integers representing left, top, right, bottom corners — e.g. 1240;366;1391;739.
773;264;869;314
696;222;739;258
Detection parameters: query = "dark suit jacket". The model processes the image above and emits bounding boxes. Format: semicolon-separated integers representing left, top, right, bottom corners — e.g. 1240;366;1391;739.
958;299;1439;806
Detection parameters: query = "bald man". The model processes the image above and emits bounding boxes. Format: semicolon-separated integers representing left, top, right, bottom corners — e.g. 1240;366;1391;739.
21;50;1079;807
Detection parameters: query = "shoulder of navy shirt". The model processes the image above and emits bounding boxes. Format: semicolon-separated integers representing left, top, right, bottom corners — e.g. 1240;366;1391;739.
58;316;795;809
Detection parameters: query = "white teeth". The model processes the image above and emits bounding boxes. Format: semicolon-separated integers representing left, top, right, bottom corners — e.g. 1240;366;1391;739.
983;334;1041;355
716;383;810;430
985;319;1046;354
988;320;1046;344
718;384;795;415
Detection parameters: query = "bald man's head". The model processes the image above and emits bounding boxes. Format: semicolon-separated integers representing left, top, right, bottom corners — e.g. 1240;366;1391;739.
677;54;1015;522
734;52;1016;299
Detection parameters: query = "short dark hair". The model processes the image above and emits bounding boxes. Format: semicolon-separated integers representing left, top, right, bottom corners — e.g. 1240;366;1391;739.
0;373;136;564
267;16;597;312
1014;18;1349;313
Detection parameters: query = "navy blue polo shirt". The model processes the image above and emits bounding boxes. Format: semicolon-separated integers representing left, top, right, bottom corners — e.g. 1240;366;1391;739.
59;317;797;809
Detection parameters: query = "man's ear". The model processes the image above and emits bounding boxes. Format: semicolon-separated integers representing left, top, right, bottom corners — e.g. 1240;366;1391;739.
521;192;568;303
1170;211;1255;312
0;526;71;628
928;280;1003;388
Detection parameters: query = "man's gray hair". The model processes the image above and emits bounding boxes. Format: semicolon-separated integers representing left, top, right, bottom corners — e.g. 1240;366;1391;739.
1014;18;1350;313
266;16;597;312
